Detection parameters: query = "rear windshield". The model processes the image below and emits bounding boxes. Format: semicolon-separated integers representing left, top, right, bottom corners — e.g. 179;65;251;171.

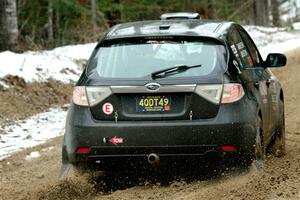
88;38;227;79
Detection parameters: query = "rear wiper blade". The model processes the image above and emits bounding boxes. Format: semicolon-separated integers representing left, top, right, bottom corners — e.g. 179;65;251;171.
151;64;202;79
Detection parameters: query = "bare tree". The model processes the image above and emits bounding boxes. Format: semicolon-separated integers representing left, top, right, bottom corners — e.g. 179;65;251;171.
271;0;280;26
264;0;270;25
0;0;18;51
91;0;97;39
55;0;61;45
48;0;54;43
254;0;268;26
208;0;216;19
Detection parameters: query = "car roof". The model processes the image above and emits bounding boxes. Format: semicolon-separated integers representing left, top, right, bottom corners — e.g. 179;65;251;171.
105;20;234;42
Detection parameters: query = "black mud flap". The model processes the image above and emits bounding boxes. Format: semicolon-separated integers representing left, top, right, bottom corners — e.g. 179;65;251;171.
60;163;74;178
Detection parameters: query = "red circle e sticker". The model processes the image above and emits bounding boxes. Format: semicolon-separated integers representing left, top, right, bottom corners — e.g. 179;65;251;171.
102;103;114;115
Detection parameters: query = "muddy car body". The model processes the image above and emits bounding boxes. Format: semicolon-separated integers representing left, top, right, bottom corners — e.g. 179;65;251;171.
61;13;286;176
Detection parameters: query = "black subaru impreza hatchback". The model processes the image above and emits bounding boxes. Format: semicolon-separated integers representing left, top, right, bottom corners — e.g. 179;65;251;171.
61;13;286;177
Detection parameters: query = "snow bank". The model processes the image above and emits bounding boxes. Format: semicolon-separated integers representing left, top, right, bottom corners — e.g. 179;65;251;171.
280;0;300;23
0;43;96;83
0;27;300;85
0;107;67;160
244;26;300;59
293;22;300;30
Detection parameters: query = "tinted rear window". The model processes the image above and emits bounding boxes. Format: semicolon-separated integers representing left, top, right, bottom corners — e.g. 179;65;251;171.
88;38;227;79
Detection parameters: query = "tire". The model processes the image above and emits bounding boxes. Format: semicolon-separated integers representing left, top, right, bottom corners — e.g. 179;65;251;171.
252;115;266;171
60;163;83;178
60;144;90;178
271;100;286;157
60;162;98;179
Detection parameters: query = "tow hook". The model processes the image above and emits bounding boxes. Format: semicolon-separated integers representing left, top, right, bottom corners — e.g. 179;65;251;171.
147;153;160;166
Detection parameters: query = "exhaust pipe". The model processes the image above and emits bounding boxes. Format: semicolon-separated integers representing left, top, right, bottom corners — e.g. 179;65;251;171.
147;153;160;165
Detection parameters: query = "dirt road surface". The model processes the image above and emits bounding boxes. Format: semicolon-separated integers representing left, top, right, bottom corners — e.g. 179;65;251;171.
1;49;300;200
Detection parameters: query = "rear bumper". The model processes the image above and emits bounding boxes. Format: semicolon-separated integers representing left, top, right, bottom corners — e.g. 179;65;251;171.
64;99;257;163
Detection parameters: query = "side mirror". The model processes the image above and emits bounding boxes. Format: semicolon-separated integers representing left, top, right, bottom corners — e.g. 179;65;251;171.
264;53;286;68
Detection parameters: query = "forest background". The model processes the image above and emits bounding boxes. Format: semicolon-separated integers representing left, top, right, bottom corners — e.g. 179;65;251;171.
0;0;299;51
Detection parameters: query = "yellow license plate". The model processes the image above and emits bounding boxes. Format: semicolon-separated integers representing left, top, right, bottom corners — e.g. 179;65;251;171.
136;95;171;112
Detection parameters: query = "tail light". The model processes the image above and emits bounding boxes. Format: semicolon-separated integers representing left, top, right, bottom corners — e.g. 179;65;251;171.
73;86;112;106
86;87;112;106
220;145;237;152
221;83;245;104
76;147;90;154
195;83;244;104
195;85;223;104
73;86;88;106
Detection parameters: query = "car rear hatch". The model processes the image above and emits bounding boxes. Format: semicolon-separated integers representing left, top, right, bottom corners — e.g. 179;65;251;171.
80;36;228;121
86;81;222;121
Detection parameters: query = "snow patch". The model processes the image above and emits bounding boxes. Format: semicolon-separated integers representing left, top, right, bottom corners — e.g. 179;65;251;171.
25;151;40;160
244;26;300;58
41;146;54;152
280;0;300;23
0;79;9;90
293;22;300;30
0;43;96;83
0;107;67;160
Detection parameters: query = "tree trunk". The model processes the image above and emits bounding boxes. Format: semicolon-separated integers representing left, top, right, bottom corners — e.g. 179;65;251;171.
55;0;61;46
0;0;18;51
254;0;267;26
264;0;270;26
245;0;255;25
271;0;280;27
48;0;54;44
208;0;216;19
91;0;97;39
98;11;107;32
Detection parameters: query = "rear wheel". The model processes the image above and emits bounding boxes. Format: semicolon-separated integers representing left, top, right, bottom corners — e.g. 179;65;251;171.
271;100;286;157
60;144;93;178
60;163;84;178
252;115;266;171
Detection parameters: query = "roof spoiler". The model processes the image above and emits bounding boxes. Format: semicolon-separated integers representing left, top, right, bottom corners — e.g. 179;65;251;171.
160;12;201;20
